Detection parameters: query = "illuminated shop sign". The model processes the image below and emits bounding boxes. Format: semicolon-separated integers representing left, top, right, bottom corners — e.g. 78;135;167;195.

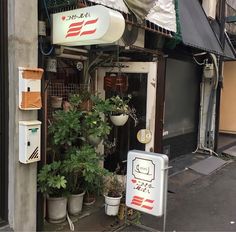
52;5;125;46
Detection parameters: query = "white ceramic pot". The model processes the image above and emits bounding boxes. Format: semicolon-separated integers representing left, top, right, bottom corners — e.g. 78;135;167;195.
47;196;67;224
104;195;122;216
110;114;129;126
68;191;85;215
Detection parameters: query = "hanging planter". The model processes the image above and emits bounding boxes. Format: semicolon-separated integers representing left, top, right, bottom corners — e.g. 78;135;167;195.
115;75;128;92
68;191;85;215
110;114;129;126
104;74;116;91
104;74;128;92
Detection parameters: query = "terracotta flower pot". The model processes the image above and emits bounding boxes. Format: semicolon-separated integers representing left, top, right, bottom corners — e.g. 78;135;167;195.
51;96;63;108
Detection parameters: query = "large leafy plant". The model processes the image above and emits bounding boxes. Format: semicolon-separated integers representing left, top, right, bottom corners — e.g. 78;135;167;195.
37;161;67;197
82;111;111;139
48;109;82;147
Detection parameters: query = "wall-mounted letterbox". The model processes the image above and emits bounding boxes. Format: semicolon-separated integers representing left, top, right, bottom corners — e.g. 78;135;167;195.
19;120;41;164
19;67;44;110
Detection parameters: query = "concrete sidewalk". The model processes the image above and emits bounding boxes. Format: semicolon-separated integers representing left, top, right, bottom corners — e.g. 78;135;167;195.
43;154;236;231
127;160;236;232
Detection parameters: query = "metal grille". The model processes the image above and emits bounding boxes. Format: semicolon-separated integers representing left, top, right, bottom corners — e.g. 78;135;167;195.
46;81;92;121
46;0;77;10
47;81;81;120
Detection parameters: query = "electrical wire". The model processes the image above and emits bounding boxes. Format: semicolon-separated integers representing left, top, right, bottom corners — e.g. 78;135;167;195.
43;0;51;24
40;0;54;56
39;38;54;56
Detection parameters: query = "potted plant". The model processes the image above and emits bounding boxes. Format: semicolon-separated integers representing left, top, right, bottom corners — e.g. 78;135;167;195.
62;147;85;215
37;161;67;223
104;173;124;216
108;95;138;126
81;145;109;205
48;108;83;153
82;111;111;146
81;94;112;146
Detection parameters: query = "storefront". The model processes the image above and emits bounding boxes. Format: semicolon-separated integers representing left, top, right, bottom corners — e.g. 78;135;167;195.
0;0;9;226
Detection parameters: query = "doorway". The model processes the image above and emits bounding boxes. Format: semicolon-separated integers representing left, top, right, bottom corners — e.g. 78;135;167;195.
97;62;157;173
0;0;9;224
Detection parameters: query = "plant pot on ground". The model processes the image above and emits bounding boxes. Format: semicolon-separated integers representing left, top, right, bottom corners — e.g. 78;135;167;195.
80;145;109;205
104;173;124;216
62;146;92;215
37;161;67;223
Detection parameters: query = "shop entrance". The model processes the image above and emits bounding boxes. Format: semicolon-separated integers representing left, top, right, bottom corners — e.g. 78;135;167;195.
97;62;157;173
0;0;8;224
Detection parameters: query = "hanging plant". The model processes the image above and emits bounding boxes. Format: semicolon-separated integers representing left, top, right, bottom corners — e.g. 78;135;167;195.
108;95;138;126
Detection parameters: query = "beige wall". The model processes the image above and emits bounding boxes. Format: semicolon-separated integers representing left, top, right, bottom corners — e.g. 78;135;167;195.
220;61;236;134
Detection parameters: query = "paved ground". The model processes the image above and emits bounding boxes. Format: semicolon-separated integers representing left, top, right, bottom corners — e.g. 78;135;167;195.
126;161;236;232
46;153;236;232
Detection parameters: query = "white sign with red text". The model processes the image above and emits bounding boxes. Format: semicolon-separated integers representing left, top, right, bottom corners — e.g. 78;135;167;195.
52;5;125;46
126;150;168;217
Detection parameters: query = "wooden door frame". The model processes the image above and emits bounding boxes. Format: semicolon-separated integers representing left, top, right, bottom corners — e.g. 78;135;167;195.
97;62;158;153
154;56;166;153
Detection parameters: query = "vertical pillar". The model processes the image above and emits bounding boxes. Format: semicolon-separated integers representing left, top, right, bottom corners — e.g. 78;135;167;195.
214;0;226;151
8;0;38;231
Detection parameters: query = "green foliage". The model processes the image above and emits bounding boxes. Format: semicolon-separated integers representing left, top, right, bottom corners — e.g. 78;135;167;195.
109;95;131;115
44;92;112;198
62;144;108;195
48;109;82;147
37;161;67;197
79;145;108;195
108;95;138;126
82;111;111;138
90;95;113;114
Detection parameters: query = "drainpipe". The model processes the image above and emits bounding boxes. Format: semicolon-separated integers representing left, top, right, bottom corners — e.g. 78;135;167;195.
214;0;226;151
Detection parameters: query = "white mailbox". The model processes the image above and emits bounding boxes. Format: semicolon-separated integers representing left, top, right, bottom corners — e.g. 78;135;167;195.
19;120;41;164
19;67;44;110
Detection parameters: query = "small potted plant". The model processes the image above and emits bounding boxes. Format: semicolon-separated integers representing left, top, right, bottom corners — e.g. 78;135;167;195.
104;173;124;216
108;95;138;126
37;161;67;223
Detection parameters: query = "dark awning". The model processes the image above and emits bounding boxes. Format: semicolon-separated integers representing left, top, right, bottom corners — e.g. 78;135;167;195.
178;0;223;56
211;20;236;60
